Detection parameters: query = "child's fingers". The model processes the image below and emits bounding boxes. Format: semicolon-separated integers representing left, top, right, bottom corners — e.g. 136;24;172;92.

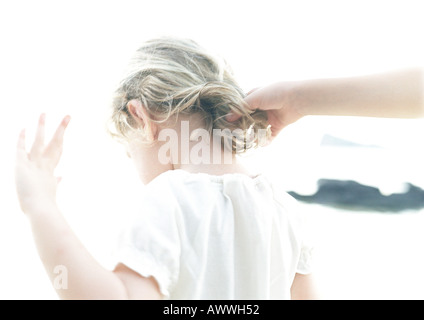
16;129;28;161
29;113;46;159
44;115;71;161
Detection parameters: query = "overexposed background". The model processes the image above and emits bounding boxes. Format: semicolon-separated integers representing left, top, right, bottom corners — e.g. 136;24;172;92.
1;0;423;299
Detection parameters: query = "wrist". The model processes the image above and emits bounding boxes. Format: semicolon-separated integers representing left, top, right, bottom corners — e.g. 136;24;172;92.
288;81;309;117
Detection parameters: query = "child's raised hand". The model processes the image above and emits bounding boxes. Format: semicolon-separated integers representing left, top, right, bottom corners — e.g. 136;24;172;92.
15;114;71;214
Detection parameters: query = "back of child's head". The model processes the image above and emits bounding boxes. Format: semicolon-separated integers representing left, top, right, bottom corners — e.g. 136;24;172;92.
109;36;269;152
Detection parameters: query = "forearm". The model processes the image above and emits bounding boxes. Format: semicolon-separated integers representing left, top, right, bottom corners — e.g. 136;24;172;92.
28;203;128;300
293;68;424;119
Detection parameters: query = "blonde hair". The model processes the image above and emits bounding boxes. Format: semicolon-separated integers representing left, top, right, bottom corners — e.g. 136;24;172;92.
109;37;270;152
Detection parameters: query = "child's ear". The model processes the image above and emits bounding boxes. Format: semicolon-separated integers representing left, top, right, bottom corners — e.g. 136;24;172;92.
127;99;158;141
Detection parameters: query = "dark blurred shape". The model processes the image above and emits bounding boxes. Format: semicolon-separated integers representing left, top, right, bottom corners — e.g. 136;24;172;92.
288;179;424;212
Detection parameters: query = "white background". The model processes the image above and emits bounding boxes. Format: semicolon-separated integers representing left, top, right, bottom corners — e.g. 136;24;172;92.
0;0;423;299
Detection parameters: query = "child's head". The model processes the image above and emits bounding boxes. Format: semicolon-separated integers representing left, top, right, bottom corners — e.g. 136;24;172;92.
109;37;269;152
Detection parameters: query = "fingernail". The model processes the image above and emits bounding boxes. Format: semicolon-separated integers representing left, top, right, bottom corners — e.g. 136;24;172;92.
226;113;240;122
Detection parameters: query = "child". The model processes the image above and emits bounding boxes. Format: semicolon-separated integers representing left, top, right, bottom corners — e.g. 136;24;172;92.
15;37;315;299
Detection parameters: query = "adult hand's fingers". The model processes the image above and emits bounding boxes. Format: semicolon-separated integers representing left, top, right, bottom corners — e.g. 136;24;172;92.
226;87;261;122
29;113;46;159
244;87;266;111
246;87;261;96
225;112;242;122
44;115;71;164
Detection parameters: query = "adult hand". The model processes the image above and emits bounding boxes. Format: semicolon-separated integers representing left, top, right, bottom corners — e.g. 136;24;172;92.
228;82;305;138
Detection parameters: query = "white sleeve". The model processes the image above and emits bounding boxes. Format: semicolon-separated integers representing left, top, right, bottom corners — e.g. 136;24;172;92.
275;189;314;275
295;203;314;275
115;188;181;298
296;239;314;274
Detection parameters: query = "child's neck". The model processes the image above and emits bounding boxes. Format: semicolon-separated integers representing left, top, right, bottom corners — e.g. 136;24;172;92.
172;136;257;178
174;156;255;178
129;113;258;185
170;114;257;178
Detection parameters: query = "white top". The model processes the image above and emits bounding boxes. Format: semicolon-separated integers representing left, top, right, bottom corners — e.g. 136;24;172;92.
116;169;312;299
